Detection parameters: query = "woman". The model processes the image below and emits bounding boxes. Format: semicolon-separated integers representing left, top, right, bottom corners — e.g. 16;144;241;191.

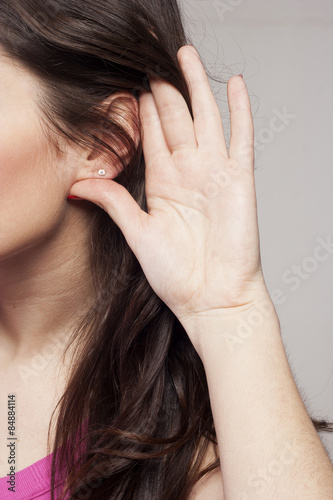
0;0;332;499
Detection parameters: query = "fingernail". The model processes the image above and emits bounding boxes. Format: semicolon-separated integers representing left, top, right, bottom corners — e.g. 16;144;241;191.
67;195;83;200
237;74;244;78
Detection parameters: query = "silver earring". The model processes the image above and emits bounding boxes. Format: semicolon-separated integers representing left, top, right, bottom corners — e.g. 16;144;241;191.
98;169;106;176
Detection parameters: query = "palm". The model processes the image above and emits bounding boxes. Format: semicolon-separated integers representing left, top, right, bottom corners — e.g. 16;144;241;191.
136;143;262;322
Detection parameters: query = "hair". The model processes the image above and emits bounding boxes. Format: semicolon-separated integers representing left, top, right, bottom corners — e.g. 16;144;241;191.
0;1;332;498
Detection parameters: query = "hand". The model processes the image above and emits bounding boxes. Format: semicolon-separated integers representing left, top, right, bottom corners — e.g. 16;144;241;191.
69;45;268;326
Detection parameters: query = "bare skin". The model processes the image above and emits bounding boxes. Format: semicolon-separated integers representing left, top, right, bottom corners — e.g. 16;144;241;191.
69;45;333;497
2;42;331;498
0;50;131;475
0;47;222;489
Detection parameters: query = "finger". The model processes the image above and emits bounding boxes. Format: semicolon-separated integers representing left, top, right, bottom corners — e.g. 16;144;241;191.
148;76;198;153
177;45;228;156
139;89;171;164
227;75;254;170
69;179;148;253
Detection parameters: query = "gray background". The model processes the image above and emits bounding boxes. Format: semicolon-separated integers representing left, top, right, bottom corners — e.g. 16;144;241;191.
180;0;333;458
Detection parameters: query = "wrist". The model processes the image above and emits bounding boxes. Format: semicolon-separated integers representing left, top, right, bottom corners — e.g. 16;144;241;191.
180;291;281;360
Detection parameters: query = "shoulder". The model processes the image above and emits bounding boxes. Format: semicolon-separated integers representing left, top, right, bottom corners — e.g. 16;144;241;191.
188;440;224;500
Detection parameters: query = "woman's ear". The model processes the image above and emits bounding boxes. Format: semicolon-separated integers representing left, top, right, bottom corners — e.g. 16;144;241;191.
86;91;141;177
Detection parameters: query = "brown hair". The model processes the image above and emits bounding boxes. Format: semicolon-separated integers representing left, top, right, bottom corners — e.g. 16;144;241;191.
0;1;332;498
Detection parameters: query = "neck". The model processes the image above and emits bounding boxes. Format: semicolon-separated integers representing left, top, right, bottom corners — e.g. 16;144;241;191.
0;208;96;370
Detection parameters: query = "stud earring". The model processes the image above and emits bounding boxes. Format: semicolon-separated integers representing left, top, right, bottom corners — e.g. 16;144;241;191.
98;169;106;176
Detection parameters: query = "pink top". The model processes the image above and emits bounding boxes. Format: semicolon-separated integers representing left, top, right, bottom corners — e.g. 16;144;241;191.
0;452;66;499
0;419;88;499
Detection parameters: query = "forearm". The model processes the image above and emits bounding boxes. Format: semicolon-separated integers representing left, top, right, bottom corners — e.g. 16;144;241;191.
182;293;333;499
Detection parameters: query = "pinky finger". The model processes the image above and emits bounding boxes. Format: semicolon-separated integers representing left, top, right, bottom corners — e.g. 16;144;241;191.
228;75;254;170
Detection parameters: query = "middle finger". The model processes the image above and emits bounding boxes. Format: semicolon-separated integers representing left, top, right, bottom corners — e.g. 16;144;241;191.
149;76;198;153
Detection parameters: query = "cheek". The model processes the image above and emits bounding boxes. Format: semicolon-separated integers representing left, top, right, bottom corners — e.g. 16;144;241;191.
0;118;67;260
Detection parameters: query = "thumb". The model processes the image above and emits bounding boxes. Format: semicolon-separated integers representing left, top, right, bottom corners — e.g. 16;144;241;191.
69;178;149;251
